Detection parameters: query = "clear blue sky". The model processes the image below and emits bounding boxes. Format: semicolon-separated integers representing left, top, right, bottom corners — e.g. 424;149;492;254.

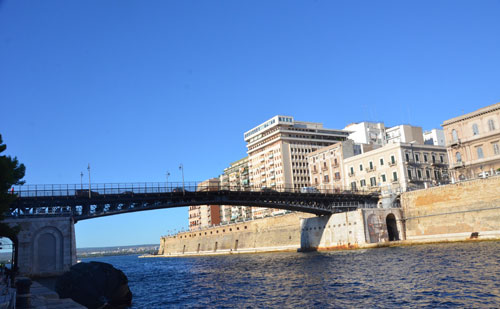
1;0;499;248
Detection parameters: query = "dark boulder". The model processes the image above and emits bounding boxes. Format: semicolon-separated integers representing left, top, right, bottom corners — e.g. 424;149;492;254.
56;261;132;309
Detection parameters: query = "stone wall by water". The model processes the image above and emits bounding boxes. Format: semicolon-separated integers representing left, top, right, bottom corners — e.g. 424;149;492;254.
401;176;500;242
299;208;403;251
159;212;315;256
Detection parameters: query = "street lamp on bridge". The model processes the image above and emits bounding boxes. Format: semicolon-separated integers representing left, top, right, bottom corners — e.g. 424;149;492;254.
87;164;91;198
166;171;170;192
179;164;185;194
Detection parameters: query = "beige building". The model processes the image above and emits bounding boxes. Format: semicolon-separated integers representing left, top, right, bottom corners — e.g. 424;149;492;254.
343;142;449;195
442;102;500;181
219;157;252;223
244;115;349;218
307;140;357;192
188;178;221;231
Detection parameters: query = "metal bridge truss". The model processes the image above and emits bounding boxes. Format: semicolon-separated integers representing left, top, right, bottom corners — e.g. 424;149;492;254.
9;183;380;221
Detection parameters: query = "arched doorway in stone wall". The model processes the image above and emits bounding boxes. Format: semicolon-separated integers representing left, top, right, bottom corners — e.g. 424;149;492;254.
33;227;63;274
386;214;399;241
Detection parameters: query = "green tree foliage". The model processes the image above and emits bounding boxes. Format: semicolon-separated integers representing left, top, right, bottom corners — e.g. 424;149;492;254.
0;134;25;236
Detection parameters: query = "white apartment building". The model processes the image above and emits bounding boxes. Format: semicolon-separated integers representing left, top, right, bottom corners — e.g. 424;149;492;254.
386;125;424;144
343;142;449;195
343;122;386;148
424;129;445;146
307;140;357;192
244;115;349;218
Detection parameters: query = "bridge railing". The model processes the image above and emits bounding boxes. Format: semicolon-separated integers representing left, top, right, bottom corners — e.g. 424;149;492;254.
11;182;380;198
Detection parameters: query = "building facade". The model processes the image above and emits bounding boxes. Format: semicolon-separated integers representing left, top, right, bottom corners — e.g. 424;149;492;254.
423;129;446;146
244;115;349;218
343;142;449;195
306;140;356;192
343;122;386;148
219;157;252;223
442;102;500;181
188;178;221;231
386;125;424;144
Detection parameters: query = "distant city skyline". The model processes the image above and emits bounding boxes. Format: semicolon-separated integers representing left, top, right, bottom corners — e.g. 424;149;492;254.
1;0;499;247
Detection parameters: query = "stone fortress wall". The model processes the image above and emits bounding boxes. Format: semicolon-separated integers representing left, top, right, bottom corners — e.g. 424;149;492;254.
401;175;500;242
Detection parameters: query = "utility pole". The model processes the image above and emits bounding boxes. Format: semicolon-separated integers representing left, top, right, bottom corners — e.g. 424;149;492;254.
87;164;91;198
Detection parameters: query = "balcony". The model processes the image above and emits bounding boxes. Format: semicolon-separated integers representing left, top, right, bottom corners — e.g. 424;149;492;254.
449;138;461;148
389;161;397;167
450;161;465;169
261;179;266;183
312;168;318;174
348;172;355;177
260;158;265;163
268;154;274;159
366;166;376;172
321;165;328;171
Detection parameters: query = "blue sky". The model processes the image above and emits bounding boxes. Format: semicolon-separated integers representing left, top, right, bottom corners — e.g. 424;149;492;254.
1;0;499;247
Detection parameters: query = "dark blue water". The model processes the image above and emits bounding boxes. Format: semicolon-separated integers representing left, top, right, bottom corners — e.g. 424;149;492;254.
82;241;500;308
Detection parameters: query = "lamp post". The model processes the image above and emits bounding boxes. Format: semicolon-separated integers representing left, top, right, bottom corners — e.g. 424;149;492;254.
80;172;83;190
166;171;170;192
179;164;185;194
87;164;91;198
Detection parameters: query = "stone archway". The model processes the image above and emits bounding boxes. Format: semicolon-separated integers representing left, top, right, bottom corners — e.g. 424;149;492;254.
386;214;399;241
33;226;64;274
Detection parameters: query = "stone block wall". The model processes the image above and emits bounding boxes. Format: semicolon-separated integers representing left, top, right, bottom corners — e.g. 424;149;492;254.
401;176;500;241
160;212;315;256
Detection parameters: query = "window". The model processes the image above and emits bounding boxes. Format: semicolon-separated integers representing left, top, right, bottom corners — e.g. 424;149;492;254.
424;154;428;162
426;170;430;179
440;155;444;163
407;169;412;180
456;152;462;163
324;174;329;182
369;161;373;170
393;171;398;182
381;174;386;182
360;179;366;187
472;124;479;135
477;147;484;159
391;155;396;164
488;119;496;131
417;169;422;179
493;143;500;155
432;155;436;163
452;129;458;142
380;158;384;165
350;167;354;175
434;170;441;180
350;182;357;190
405;153;410;162
359;164;363;171
370;177;376;187
334;172;340;180
415;153;420;162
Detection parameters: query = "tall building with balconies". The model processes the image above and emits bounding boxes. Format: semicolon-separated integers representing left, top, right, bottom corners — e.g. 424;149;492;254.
343;142;449;195
442;102;500;181
306;140;357;192
219;157;252;223
244;115;349;218
188;178;221;231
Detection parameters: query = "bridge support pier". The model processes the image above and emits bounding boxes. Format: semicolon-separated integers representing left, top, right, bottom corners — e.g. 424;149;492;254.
4;217;77;277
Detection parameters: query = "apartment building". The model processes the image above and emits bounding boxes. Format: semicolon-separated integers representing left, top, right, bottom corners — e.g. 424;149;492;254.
344;122;386;148
343;142;449;194
219;157;252;223
423;129;446;146
244;115;349;218
442;102;500;181
386;125;424;144
188;178;221;231
306;140;357;192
